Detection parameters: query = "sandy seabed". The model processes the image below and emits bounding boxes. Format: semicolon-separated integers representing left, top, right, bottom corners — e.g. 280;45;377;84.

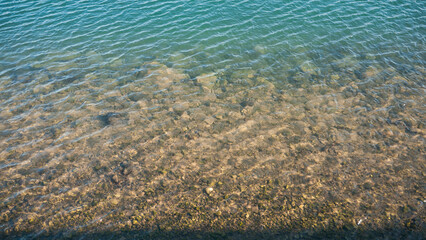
0;52;424;239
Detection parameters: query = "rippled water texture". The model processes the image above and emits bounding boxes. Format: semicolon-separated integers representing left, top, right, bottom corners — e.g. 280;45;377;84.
0;0;425;239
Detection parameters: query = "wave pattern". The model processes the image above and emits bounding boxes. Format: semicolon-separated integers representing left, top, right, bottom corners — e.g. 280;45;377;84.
0;0;425;238
1;0;424;70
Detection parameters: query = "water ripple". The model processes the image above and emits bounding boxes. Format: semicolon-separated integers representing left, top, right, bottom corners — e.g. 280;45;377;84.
0;0;424;236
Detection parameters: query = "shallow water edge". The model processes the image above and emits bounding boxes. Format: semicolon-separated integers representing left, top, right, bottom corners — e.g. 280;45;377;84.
0;52;425;239
0;0;425;238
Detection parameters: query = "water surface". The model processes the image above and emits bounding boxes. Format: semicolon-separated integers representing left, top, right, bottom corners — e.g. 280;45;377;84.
0;0;425;239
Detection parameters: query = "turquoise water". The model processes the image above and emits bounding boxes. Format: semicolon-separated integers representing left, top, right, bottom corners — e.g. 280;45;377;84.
1;0;424;74
0;0;425;239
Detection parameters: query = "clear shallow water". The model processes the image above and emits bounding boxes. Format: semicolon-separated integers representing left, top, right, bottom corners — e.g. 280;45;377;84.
0;0;425;239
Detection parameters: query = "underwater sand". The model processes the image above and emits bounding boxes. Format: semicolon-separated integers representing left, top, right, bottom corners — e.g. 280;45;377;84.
0;0;425;239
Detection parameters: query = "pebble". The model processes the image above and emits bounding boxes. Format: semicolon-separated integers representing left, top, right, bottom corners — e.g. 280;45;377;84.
204;117;215;125
254;45;267;54
196;73;217;90
111;175;120;184
204;187;214;195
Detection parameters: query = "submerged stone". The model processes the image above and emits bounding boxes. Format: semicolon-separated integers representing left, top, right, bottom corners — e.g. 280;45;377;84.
330;74;340;81
256;77;275;89
333;55;359;69
110;58;124;68
230;69;256;80
46;61;79;73
111;174;120;184
300;61;320;74
196;72;217;91
146;62;189;89
86;50;104;64
168;52;186;63
365;66;380;78
204;187;214;195
254;45;267;54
